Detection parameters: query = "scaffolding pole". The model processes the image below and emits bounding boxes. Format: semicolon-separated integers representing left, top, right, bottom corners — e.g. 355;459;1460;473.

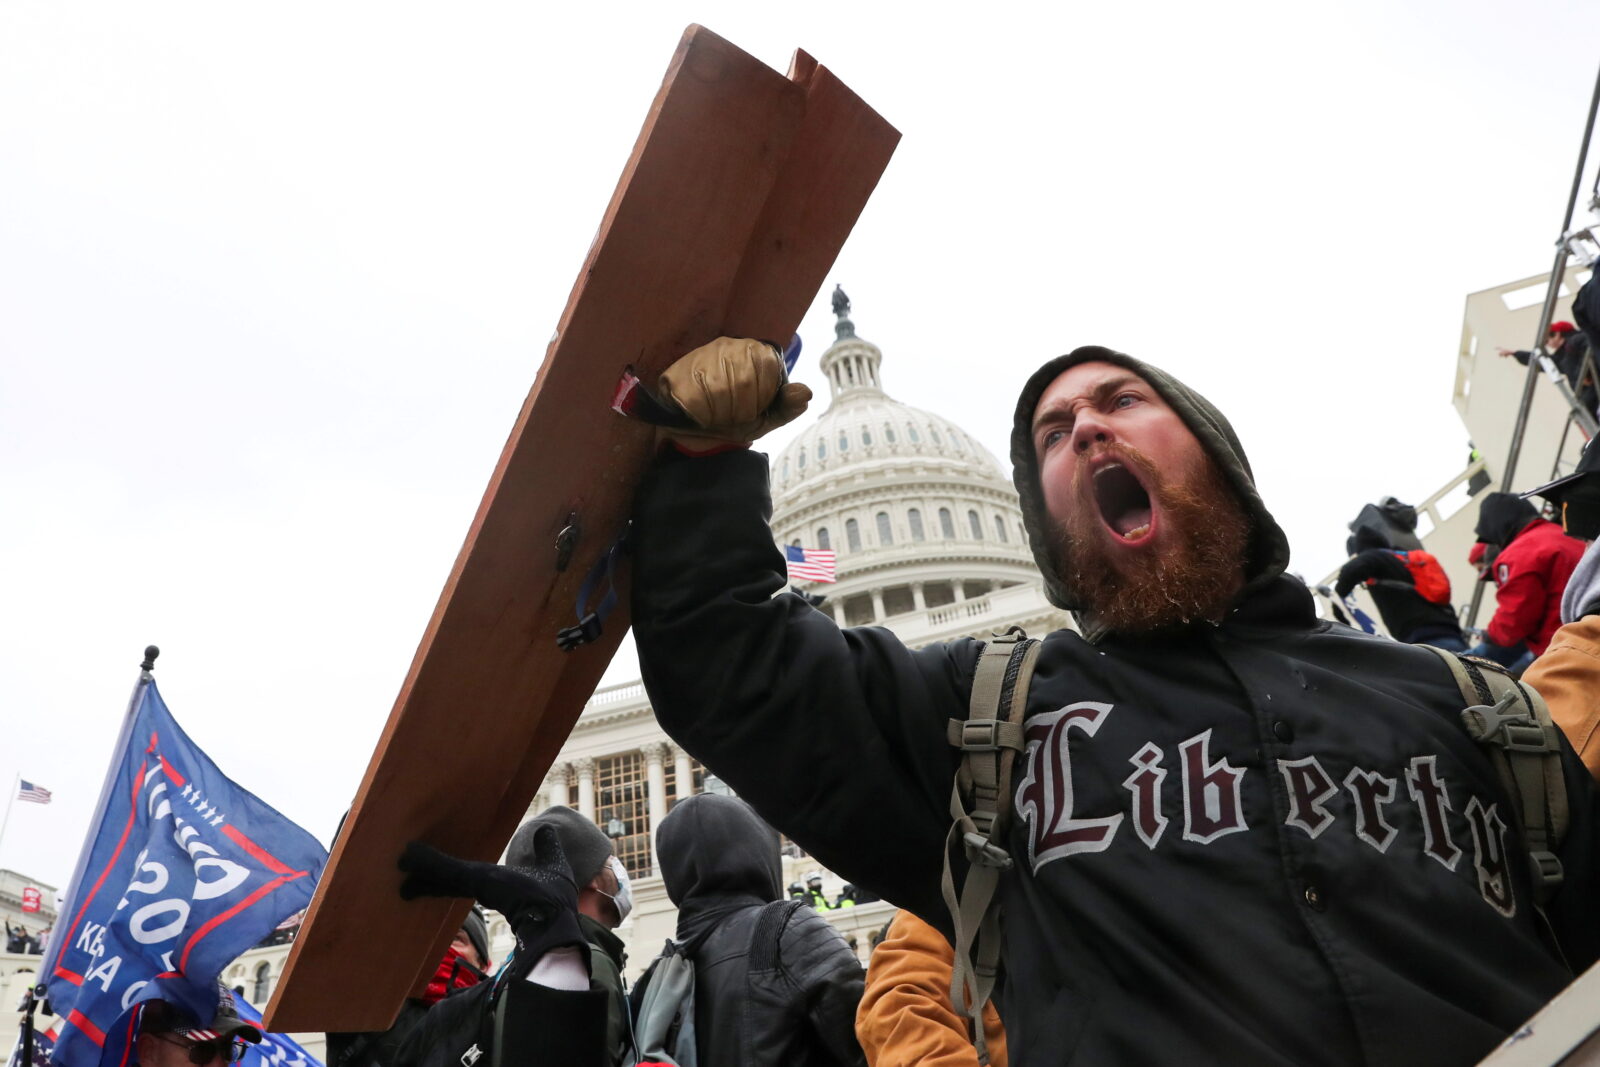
1467;60;1600;629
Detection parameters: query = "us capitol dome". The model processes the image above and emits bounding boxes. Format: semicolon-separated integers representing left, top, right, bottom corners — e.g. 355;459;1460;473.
769;287;1063;643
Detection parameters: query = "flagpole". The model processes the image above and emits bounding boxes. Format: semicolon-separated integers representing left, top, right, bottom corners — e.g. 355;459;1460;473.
36;645;159;987
0;771;19;871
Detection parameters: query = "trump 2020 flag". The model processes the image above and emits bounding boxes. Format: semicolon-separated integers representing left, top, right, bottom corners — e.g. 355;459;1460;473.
39;672;327;1063
235;994;323;1067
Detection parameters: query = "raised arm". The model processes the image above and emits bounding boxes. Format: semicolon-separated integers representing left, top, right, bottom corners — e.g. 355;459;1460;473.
1334;550;1390;598
631;446;977;923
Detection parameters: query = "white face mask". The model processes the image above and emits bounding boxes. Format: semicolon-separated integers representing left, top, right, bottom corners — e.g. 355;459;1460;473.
599;855;633;923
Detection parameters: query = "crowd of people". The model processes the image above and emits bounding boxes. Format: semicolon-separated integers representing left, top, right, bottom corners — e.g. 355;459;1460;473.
282;325;1600;1067
3;921;45;955
98;308;1600;1064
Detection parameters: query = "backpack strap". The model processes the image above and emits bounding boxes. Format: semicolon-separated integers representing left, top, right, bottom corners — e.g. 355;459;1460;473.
747;899;804;971
1422;647;1569;908
941;626;1040;1066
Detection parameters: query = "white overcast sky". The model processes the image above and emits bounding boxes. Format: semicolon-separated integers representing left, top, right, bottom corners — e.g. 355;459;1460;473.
3;1;1599;889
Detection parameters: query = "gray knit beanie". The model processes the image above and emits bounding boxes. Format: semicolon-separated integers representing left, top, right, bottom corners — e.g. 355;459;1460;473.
509;805;613;886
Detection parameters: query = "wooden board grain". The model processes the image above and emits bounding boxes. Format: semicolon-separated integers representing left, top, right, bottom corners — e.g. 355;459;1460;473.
264;24;897;1033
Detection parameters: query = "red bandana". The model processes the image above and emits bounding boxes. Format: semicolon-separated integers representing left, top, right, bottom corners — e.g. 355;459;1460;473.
421;947;485;1005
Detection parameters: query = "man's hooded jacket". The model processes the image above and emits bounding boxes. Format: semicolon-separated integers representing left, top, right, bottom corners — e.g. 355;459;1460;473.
630;345;1600;1066
641;794;867;1067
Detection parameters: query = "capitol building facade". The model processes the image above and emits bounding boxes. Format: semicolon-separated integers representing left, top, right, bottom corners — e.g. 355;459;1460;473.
522;291;1071;978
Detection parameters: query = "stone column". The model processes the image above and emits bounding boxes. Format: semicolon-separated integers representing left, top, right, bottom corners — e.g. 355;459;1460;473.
574;758;596;821
953;582;967;603
546;762;571;809
673;747;695;805
870;588;886;621
911;582;927;611
644;743;670;871
829;601;844;625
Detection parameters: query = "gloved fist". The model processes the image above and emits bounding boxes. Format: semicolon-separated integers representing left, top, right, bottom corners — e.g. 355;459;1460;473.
399;828;575;926
656;336;812;451
400;827;589;971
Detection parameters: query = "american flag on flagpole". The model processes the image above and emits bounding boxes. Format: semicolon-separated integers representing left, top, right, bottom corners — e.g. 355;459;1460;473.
784;544;837;583
17;780;51;804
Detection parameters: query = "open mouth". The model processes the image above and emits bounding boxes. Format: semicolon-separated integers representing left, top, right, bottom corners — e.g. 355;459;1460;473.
1092;462;1154;542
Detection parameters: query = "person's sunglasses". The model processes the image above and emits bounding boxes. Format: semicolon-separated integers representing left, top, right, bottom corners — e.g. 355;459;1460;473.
154;1031;248;1063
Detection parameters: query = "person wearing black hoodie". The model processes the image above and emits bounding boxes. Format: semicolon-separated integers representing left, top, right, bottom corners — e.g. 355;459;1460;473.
627;337;1600;1066
1334;526;1465;649
638;793;867;1067
1473;491;1586;667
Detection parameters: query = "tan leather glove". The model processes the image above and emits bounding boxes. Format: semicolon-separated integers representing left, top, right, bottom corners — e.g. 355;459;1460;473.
656;336;812;451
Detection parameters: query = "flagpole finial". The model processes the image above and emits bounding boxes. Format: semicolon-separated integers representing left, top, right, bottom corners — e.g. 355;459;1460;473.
141;646;160;671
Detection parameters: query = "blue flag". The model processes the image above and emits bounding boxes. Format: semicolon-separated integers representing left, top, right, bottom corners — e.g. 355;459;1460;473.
235;994;324;1067
39;674;327;1063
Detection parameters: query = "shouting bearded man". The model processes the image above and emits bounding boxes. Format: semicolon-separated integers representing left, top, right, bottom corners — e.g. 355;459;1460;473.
630;341;1600;1065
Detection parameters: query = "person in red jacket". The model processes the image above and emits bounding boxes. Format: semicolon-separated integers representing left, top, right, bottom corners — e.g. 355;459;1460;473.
1474;492;1586;656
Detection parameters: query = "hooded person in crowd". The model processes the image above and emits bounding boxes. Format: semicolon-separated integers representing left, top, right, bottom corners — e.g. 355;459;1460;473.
393;825;610;1067
639;793;867;1067
509;805;634;1066
628;337;1600;1065
1474;491;1585;661
1333;526;1465;650
1523;437;1600;781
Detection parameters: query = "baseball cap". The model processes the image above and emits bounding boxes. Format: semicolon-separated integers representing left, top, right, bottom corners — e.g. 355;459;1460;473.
1522;435;1600;539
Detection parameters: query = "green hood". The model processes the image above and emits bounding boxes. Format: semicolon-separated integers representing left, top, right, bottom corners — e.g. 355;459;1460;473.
1009;346;1292;627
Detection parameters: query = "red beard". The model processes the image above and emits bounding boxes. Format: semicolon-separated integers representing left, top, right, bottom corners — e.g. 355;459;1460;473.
1056;443;1252;634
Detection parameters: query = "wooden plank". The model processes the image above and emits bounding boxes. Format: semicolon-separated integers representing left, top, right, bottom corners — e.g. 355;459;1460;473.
1477;960;1600;1065
264;24;897;1033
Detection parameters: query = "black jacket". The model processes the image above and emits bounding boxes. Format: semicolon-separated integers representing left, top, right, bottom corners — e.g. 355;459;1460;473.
395;914;609;1067
1334;549;1462;643
580;914;631;1066
631;448;1600;1067
646;793;866;1067
397;972;608;1067
1511;336;1597;413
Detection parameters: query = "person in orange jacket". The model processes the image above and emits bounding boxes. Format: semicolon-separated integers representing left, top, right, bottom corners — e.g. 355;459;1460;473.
856;910;1007;1067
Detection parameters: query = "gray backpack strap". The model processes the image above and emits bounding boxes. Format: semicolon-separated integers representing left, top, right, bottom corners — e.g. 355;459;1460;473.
941;626;1040;1066
1422;646;1569;908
